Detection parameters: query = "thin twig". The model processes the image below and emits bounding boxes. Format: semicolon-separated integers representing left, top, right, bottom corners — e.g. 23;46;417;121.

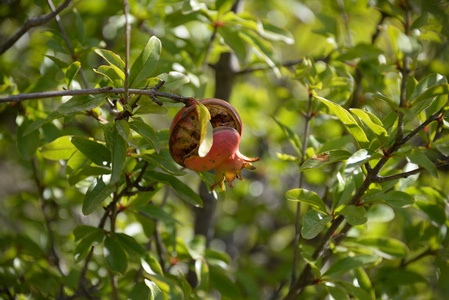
396;6;412;143
46;0;89;89
0;87;193;104
122;0;131;105
0;0;72;55
290;91;314;287
31;158;65;276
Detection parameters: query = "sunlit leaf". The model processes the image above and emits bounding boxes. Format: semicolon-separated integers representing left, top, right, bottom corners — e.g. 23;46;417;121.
316;95;370;148
39;135;76;160
129;36;162;87
299;149;352;172
95;49;125;80
65;61;81;88
285;188;328;213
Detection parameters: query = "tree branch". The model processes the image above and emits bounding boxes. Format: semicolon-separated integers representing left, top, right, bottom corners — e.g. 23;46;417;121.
400;247;437;268
0;86;193;104
0;0;73;55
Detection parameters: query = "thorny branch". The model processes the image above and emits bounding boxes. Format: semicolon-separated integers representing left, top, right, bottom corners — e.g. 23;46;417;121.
0;0;73;55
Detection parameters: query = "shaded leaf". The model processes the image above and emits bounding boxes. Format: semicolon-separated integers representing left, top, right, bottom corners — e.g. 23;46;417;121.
82;177;115;215
147;172;202;207
346;237;409;259
323;255;381;277
71;136;111;166
339;205;367;226
301;210;333;240
129;117;160;152
58;95;105;114
104;235;127;275
407;150;438;178
104;124;128;184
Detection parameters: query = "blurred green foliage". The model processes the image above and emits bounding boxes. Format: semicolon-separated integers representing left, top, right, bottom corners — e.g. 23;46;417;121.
1;0;449;299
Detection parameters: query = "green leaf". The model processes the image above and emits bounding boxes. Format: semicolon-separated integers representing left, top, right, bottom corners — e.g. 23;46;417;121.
316;95;370;148
116;119;138;148
195;259;210;291
71;136;111;166
143;253;164;276
134;102;168;115
66;150;110;185
104;235;127;275
209;265;241;298
407;150;438;178
24;111;62;136
434;135;449;156
239;28;280;76
411;83;449;105
140;152;185;175
156;71;190;91
129;117;160;152
94;65;123;87
95;49;125;80
129;282;150;300
301;210;333;240
272;116;302;156
104;124;128;184
65;61;81;88
144;279;164;300
217;26;248;65
346;149;382;172
74;227;104;262
327;286;349;300
147;172;203;207
73;225;101;241
347;237;409;259
129;36;162;87
339;205;367;226
135;205;179;225
115;233;147;257
381;190;415;208
410;73;447;101
260;21;294;44
58;95;105;114
299;150;352;172
285;188;328;213
17;118;40;160
39;135;77;160
350;108;388;137
216;0;235;14
323;255;381;277
82;177;115;215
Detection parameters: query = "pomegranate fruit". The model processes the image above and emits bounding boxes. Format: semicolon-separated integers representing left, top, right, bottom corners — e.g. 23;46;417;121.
169;98;259;190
